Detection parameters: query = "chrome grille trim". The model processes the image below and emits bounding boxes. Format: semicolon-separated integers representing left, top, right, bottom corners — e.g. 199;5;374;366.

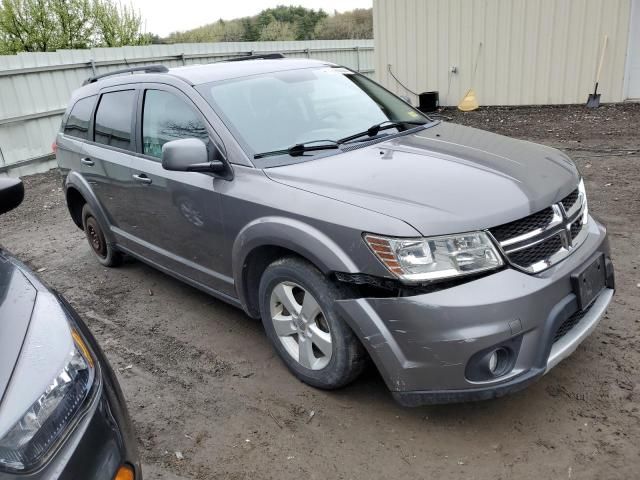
499;205;564;250
490;207;556;244
489;186;589;274
560;187;584;219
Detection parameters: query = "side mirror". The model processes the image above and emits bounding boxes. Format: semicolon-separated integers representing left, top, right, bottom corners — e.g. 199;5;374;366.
162;138;228;176
0;177;24;215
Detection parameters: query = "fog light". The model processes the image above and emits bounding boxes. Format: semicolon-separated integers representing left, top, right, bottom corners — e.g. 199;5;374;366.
488;351;498;373
465;337;521;382
487;348;509;377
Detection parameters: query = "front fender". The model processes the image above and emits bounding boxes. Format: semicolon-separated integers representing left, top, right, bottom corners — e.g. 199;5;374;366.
64;171;115;245
232;216;361;310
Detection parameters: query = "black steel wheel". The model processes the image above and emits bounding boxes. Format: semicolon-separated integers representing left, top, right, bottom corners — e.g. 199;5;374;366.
81;204;122;267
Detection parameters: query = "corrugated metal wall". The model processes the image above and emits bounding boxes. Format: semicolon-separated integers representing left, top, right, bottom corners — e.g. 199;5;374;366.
373;0;633;106
626;0;640;98
0;40;374;175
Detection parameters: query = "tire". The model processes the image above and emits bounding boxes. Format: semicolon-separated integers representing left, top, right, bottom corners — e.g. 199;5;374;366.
259;257;366;389
81;203;122;267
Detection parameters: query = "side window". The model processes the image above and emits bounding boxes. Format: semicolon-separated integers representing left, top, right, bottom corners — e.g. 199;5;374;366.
64;96;96;140
142;90;208;159
94;90;136;151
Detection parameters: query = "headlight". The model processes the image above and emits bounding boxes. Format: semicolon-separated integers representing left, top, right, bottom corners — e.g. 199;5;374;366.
364;231;504;282
0;295;96;472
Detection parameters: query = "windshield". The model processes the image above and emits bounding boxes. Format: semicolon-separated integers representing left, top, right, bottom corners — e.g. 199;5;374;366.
196;66;430;163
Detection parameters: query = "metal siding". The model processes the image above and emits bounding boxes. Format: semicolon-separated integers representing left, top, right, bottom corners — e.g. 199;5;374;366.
0;40;374;173
374;0;632;106
627;0;640;98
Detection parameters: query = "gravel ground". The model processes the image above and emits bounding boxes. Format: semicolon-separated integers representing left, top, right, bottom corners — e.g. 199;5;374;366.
1;103;639;479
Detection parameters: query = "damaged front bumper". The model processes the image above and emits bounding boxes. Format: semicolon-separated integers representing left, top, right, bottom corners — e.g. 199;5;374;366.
335;218;614;406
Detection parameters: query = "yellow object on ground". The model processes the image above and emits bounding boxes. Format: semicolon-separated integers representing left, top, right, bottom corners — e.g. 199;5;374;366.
458;89;479;111
113;465;135;480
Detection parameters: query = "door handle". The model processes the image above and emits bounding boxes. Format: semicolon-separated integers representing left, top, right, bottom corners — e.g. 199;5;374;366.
81;158;94;166
132;173;152;185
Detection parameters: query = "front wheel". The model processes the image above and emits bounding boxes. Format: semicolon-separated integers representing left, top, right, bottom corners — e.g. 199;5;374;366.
259;257;366;389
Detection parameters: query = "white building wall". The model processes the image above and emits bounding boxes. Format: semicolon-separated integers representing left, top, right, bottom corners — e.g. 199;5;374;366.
626;0;640;98
373;0;633;106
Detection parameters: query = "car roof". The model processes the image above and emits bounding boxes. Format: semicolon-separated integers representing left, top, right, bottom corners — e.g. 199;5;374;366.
68;58;335;105
169;58;333;85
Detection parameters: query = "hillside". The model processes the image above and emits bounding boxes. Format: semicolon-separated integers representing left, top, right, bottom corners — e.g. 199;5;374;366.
164;6;372;43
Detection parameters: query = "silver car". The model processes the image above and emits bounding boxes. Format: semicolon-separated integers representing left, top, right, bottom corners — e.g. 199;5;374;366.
0;178;140;478
55;56;615;406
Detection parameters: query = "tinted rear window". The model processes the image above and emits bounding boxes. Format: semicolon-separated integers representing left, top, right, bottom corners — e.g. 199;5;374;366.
64;96;96;140
94;90;136;151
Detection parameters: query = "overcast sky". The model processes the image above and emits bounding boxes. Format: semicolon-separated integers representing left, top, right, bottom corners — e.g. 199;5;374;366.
129;0;373;37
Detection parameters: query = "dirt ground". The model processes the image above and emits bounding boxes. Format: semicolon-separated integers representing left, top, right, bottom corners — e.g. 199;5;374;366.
1;103;639;479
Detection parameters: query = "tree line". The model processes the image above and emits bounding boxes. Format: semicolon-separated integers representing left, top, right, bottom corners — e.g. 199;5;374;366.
0;0;149;54
164;6;373;44
0;2;373;55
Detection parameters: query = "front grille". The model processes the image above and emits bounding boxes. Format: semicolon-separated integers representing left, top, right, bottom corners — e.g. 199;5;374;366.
570;220;582;240
489;184;587;274
509;235;563;268
553;303;593;343
561;188;579;212
490;207;555;242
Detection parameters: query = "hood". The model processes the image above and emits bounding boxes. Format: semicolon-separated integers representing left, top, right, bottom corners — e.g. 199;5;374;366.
0;251;37;402
264;122;580;236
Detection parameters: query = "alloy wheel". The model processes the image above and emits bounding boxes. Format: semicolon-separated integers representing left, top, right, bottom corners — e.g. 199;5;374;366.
269;281;332;370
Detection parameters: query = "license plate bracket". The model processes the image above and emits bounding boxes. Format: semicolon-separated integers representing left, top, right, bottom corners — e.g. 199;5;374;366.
571;253;606;311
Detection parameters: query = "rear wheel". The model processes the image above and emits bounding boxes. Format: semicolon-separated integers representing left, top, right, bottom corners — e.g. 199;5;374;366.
81;204;122;267
259;257;366;389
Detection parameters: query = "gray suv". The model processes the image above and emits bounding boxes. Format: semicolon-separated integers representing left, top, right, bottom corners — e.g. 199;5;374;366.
55;56;615;406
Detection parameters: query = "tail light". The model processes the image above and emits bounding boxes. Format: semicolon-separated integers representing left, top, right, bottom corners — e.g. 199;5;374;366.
51;141;58;155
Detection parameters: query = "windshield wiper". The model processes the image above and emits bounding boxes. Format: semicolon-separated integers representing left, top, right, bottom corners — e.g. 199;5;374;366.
254;140;340;159
253;121;429;160
338;120;428;144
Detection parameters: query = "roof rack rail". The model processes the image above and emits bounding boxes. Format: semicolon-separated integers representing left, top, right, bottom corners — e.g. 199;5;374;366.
223;53;286;62
83;64;169;85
